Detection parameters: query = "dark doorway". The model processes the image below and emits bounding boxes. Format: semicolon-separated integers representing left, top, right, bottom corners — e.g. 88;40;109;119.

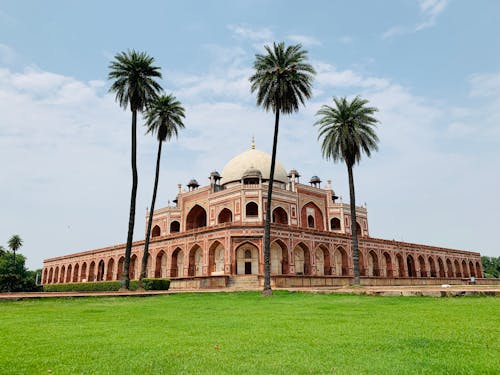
245;262;252;274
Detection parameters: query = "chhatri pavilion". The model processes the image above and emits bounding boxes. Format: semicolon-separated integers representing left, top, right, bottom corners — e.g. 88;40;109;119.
42;140;482;289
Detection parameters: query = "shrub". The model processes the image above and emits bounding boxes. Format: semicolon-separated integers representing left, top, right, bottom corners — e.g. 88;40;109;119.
42;278;170;292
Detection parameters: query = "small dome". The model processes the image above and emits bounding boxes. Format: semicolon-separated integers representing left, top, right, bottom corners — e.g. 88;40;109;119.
310;175;321;183
187;178;199;187
288;169;300;178
220;148;288;185
210;171;220;178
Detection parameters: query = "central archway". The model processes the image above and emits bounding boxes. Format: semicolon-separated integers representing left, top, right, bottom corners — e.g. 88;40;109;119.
186;205;207;230
236;243;259;275
155;250;167;278
272;207;288;225
170;248;184;277
315;245;331;275
271;240;289;275
293;243;311;275
334;247;349;276
209;242;225;275
188;245;203;276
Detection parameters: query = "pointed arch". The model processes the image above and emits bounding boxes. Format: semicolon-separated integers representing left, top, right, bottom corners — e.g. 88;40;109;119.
272;207;288;225
270;240;288;275
54;267;60;284
334;246;349;276
301;201;324;230
218;208;233;224
170;247;184;277
446;258;453;277
468;261;475;277
48;267;54;284
59;265;65;283
106;258;115;280
43;268;48;284
129;255;137;280
330;217;341;230
155;250;168;278
428;257;436;277
359;251;366;276
188;245;203;276
407;255;416;277
418;256;427;277
152;225;161;238
383;252;393;277
208;241;225;274
235;242;259;275
396;253;405;277
475;261;482;278
462;259;469;278
66;264;72;283
186;204;207;230
97;259;105;281
245;201;258;217
116;257;124;280
315;245;331;276
437;258;445;277
170;220;180;233
80;262;87;282
367;250;379;276
293;242;312;275
454;259;461;277
356;222;362;236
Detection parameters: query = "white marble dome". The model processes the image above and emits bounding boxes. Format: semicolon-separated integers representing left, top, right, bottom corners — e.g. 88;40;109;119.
220;148;288;185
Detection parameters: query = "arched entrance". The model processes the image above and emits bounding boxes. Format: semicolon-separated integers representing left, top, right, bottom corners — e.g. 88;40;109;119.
437;258;445;277
188;245;203;276
454;259;461;277
446;258;453;277
301;202;324;230
171;248;184;277
396;253;405;277
367;250;379;276
59;266;65;283
315;245;331;275
88;262;96;282
97;260;105;281
80;262;87;282
359;251;366;276
54;267;59;284
186;205;207;230
170;221;180;233
383;252;393;277
116;257;124;280
129;255;137;280
272;207;288;225
209;242;225;275
155;250;167;278
407;255;416;277
475;262;482;278
293;243;311;275
428;257;436;277
106;258;114;281
218;208;232;224
66;264;72;283
152;225;161;238
236;243;259;275
462;260;469;278
334;247;349;276
418;256;427;277
330;217;341;230
469;261;475;277
270;240;288;275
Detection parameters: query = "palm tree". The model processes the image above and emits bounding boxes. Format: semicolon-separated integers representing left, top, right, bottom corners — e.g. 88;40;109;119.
250;42;315;295
139;94;186;284
108;50;162;289
315;96;379;285
7;235;23;267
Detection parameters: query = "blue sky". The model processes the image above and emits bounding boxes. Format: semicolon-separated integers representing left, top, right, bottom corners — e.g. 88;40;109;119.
1;0;499;269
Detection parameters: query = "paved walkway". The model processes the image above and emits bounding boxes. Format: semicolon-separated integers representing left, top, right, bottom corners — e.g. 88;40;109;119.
1;285;499;300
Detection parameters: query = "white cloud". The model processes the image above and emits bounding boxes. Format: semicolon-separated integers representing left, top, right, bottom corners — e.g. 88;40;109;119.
228;24;274;41
469;72;500;97
314;61;391;90
382;0;450;38
287;34;321;46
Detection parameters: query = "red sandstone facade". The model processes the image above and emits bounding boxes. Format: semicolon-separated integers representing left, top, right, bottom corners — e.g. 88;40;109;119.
42;146;482;287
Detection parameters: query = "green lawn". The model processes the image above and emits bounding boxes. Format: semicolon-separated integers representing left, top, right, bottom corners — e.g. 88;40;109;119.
0;292;499;374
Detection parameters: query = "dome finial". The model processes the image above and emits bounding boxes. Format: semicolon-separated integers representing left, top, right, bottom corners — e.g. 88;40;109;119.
251;135;255;150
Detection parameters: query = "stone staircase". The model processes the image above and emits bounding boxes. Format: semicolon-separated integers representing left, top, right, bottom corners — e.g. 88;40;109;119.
227;275;260;290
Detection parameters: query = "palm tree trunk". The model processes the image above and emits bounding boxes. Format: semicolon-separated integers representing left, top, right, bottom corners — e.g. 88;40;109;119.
263;108;280;296
140;139;163;285
347;163;360;285
122;109;138;290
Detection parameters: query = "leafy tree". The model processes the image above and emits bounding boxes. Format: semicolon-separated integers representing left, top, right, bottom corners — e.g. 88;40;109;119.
139;94;186;284
108;50;162;289
7;234;22;267
0;246;5;257
0;252;39;292
481;256;500;278
250;42;315;295
315;96;379;285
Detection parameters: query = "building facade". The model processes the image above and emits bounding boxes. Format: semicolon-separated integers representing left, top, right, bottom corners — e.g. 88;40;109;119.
42;144;483;288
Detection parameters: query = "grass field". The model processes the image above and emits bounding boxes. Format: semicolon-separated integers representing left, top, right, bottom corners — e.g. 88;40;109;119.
0;292;499;374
